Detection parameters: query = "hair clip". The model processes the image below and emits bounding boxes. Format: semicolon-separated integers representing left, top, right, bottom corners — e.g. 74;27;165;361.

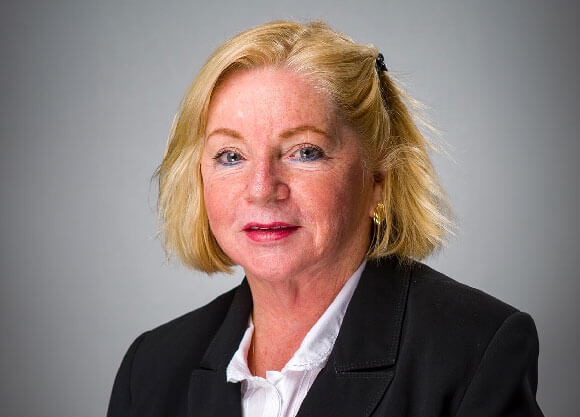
376;53;388;73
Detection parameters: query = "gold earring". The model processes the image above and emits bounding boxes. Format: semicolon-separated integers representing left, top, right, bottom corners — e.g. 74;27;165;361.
373;202;386;226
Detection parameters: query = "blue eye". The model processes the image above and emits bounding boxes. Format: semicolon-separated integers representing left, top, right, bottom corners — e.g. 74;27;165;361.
214;150;243;166
293;145;324;161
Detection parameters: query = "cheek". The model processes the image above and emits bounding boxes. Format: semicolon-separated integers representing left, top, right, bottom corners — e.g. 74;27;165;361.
202;161;241;224
294;170;364;233
203;180;232;233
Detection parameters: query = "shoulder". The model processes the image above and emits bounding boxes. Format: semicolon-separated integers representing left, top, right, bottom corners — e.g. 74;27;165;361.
359;258;534;363
359;259;542;415
406;261;518;323
368;257;520;331
403;262;541;415
147;284;238;342
392;260;538;383
107;284;243;416
400;260;522;344
129;284;239;377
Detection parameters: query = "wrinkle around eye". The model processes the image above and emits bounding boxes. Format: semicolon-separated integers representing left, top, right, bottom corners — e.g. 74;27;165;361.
286;143;326;162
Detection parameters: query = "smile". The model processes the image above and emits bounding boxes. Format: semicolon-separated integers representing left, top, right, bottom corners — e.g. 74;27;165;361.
248;226;289;230
243;222;299;242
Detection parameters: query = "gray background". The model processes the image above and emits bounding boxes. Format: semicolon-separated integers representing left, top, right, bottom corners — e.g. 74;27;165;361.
1;0;578;416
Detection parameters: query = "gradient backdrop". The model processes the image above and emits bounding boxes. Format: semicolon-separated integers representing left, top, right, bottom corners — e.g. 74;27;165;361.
1;0;578;416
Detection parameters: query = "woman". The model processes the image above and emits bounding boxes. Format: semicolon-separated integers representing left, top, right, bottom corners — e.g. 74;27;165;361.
107;21;543;416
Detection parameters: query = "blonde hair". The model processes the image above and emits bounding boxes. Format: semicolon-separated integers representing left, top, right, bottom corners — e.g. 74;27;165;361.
155;20;453;273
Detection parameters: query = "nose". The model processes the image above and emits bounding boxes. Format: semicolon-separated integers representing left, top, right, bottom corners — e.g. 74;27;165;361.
246;158;289;204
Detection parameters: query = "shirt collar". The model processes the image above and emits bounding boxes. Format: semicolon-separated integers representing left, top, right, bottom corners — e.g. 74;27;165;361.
226;259;366;382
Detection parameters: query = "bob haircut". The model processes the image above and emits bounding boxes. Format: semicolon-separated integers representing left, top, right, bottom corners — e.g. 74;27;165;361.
155;20;452;273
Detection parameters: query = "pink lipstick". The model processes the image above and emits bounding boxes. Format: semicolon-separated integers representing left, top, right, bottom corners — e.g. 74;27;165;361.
242;222;299;242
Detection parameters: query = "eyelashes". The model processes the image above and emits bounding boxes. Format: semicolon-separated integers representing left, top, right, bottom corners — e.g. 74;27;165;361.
290;144;325;162
213;144;327;166
213;149;244;166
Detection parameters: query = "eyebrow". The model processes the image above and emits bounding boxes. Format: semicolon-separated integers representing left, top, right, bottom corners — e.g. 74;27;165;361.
206;125;330;139
205;128;243;140
279;125;331;139
205;125;331;142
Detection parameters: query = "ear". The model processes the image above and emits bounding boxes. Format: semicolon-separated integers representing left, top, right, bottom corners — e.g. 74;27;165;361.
368;170;386;218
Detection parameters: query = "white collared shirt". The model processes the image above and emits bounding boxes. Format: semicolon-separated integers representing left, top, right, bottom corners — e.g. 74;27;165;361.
226;260;366;417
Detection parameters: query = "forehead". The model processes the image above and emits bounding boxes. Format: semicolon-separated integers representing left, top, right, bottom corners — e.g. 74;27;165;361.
206;67;337;136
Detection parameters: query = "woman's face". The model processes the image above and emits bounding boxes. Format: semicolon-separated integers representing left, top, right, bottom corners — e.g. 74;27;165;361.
201;67;381;283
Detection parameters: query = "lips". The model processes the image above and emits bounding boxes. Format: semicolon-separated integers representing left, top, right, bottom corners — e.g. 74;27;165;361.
243;222;299;242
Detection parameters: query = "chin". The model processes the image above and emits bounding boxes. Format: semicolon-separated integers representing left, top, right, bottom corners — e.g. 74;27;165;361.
244;264;295;282
222;237;309;282
238;257;304;283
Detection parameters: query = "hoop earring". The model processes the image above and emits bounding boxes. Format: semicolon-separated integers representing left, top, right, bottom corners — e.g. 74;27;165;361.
373;202;386;226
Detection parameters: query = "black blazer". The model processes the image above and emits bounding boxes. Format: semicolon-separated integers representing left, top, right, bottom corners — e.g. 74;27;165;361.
107;258;544;416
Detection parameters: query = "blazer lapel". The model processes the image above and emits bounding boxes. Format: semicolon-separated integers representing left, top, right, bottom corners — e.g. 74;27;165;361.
296;257;411;417
188;279;253;417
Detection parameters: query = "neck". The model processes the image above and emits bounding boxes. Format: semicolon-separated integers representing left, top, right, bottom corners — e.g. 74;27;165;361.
245;255;365;376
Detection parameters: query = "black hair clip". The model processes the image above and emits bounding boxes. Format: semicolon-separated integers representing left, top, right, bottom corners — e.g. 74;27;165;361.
376;53;388;73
